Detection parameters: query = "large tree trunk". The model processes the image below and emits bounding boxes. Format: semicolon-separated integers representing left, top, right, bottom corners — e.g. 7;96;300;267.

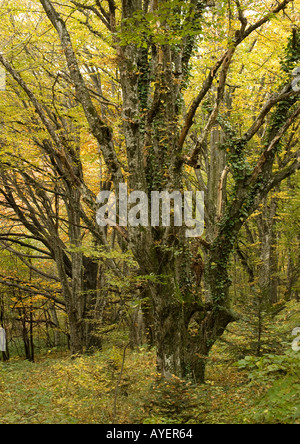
152;281;187;379
152;281;236;382
144;239;237;382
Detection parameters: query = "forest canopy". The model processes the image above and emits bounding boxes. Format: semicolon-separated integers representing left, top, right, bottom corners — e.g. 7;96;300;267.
0;0;299;424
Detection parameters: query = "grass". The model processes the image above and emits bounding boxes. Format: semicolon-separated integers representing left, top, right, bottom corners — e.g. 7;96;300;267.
0;344;264;425
1;303;299;424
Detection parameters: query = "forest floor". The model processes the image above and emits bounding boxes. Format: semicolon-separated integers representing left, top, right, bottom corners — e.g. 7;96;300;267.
1;337;298;424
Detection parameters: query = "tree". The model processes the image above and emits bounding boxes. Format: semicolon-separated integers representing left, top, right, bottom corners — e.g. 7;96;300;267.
0;9;102;354
0;0;299;381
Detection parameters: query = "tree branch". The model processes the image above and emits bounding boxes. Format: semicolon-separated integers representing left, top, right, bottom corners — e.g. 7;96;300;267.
250;105;300;185
178;0;294;150
70;0;111;30
39;0;124;187
0;276;65;306
242;86;299;144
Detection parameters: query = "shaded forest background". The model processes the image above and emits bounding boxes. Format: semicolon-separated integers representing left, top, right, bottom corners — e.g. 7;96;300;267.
0;0;299;424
